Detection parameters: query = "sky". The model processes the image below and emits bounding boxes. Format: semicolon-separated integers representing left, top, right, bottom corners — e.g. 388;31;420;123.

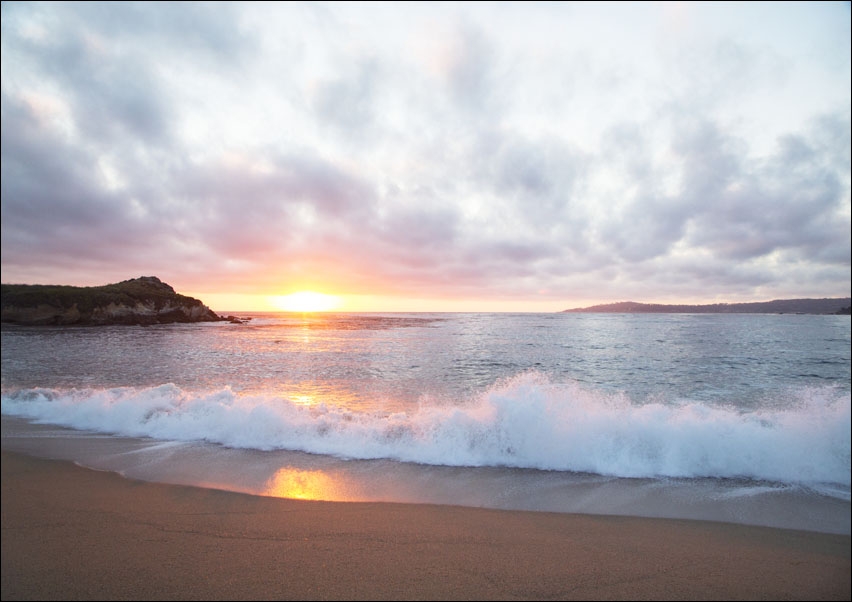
1;1;850;312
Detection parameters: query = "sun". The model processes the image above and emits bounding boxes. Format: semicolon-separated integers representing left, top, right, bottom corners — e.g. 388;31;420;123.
269;291;341;312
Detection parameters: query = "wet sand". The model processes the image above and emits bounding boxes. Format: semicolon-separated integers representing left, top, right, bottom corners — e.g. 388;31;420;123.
2;451;849;600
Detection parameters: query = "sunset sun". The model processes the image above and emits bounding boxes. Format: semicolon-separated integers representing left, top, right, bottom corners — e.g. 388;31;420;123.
269;291;341;312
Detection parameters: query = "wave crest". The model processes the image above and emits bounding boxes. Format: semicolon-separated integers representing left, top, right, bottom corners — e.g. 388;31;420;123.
2;371;849;489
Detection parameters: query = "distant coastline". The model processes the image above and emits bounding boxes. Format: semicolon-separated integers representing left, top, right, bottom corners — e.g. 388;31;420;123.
563;298;852;315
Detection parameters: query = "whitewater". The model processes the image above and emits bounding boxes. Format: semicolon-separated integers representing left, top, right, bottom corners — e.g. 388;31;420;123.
2;312;850;534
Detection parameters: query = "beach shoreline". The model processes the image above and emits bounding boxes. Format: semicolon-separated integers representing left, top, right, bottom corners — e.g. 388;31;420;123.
2;450;849;601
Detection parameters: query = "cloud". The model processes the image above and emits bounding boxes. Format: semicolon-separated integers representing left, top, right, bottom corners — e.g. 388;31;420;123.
681;112;851;264
311;59;382;139
1;2;849;305
0;91;161;264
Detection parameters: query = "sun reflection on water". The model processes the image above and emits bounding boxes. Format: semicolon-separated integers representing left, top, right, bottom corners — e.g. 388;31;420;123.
279;381;366;410
290;394;315;406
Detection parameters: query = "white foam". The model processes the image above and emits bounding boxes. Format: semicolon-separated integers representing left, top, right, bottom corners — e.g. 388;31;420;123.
2;371;849;492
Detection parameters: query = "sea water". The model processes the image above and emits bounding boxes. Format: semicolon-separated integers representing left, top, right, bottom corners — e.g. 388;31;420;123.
2;312;849;534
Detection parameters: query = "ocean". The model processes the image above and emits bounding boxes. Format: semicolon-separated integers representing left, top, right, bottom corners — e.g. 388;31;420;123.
2;312;849;534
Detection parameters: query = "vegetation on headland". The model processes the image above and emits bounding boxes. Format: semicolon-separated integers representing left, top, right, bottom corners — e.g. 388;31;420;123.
562;298;852;315
1;276;226;326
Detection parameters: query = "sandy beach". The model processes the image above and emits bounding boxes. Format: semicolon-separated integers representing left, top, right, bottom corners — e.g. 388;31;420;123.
1;451;849;601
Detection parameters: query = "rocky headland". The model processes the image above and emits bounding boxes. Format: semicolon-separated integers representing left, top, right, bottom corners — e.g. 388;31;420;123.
1;276;226;326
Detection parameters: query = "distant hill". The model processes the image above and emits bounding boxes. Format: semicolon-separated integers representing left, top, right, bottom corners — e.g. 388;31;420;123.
1;276;225;326
562;298;852;315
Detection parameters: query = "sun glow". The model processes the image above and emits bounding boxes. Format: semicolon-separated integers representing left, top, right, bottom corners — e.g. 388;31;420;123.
269;291;341;312
263;468;349;501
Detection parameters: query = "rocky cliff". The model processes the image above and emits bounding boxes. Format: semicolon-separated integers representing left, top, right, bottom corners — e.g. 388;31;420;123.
1;276;225;326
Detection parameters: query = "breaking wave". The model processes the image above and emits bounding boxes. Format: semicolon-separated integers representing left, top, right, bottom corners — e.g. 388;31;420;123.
3;371;849;492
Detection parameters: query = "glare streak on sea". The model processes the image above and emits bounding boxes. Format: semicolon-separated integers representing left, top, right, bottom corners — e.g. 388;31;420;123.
2;312;850;534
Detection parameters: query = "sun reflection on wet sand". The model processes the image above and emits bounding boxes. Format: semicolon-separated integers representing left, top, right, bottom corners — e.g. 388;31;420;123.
263;467;358;501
